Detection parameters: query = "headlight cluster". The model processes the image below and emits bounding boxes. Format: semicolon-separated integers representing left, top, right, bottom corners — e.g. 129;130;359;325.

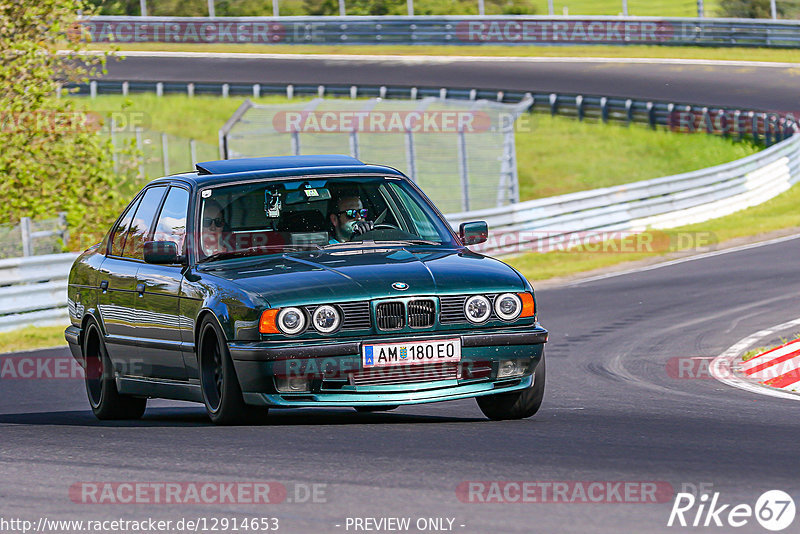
464;292;535;324
260;305;342;335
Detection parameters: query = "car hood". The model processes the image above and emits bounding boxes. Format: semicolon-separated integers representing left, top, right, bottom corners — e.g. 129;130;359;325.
202;247;527;308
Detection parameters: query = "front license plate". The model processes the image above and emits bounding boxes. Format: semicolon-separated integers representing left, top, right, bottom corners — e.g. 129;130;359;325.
362;338;461;369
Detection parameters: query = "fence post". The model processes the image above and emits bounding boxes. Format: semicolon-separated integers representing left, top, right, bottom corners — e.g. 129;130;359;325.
621;0;628;16
110;117;118;173
404;129;417;183
161;132;170;175
478;0;484;15
58;212;69;250
136;127;145;178
349;130;360;160
291;130;301;156
20;217;33;257
190;139;197;166
457;128;470;212
548;0;553;15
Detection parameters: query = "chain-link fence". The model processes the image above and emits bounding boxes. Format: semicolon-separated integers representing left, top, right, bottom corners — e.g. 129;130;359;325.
222;97;530;214
0;215;68;260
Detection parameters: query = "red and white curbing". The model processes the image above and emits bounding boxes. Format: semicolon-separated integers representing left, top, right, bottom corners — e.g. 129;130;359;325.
737;339;800;393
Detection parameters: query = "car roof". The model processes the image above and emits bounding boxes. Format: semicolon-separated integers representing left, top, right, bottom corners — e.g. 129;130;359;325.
150;155;408;189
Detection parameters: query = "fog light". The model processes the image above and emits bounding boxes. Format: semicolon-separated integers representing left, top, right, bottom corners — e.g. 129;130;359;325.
497;359;530;379
275;376;311;393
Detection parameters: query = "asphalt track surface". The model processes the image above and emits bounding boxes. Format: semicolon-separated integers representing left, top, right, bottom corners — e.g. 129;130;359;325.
2;55;800;533
101;53;800;111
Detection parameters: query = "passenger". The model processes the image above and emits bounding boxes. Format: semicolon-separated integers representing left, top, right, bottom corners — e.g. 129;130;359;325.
201;199;228;256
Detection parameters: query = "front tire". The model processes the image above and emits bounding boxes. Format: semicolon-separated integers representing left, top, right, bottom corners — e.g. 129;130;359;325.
199;316;264;425
83;320;146;420
476;352;546;421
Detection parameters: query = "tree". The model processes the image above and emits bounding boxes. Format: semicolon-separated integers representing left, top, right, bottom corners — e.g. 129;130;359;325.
0;1;130;250
718;0;783;18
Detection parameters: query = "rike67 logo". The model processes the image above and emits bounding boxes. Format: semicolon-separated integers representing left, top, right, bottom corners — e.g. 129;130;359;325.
668;490;796;531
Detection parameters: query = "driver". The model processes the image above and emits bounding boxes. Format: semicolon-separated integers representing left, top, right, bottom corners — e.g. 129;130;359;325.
329;196;373;243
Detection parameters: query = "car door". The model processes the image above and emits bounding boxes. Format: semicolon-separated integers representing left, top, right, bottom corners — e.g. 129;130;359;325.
98;192;145;368
134;185;191;380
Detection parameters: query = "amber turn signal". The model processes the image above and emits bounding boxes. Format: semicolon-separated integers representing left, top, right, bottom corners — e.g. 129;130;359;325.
259;309;280;334
518;292;535;318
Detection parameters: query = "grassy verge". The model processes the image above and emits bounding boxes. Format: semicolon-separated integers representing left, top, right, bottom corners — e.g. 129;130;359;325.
75;94;759;200
507;182;800;281
89;43;800;63
0;325;68;354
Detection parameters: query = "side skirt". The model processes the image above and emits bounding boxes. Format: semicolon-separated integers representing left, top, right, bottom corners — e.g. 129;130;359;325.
116;376;203;403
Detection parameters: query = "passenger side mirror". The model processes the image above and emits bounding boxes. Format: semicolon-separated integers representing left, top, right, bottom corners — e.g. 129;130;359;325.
143;241;180;264
459;221;488;246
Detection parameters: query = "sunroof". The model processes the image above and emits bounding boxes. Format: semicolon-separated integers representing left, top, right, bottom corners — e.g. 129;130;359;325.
195;155;364;175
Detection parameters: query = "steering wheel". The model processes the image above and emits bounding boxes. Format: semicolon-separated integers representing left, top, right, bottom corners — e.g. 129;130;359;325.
372;223;399;231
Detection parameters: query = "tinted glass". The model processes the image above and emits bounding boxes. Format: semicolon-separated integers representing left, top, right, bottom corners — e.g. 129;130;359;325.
122;186;166;260
196;177;456;261
153;187;190;252
109;196;142;256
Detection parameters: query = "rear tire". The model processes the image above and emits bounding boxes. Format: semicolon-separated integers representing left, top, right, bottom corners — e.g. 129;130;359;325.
199;316;266;425
83;320;146;420
476;352;546;421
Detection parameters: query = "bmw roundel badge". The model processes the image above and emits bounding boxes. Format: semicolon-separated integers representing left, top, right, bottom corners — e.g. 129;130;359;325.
392;282;409;291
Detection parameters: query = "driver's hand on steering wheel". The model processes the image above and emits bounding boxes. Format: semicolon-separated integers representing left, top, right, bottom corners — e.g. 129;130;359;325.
351;220;374;236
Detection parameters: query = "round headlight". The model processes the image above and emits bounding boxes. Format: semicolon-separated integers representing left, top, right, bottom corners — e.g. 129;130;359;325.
495;293;522;321
464;295;491;323
277;307;306;335
312;305;341;334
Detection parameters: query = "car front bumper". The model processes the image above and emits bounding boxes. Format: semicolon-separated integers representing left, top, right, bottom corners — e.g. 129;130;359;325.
229;327;547;408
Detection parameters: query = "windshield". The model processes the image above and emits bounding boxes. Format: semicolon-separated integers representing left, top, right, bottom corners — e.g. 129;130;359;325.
196;176;458;261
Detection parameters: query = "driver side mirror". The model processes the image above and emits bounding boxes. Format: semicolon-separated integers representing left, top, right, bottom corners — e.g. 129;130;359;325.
143;241;181;264
459;221;488;246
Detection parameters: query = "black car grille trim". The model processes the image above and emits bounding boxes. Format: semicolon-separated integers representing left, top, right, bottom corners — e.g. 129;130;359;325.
407;299;435;328
439;294;498;324
304;302;371;331
376;301;405;331
350;362;459;386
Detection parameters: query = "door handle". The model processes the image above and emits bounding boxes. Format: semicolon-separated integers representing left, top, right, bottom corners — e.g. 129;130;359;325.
99;280;108;292
136;283;145;296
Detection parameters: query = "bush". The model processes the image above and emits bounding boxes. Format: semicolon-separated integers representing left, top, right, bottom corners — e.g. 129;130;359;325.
717;0;783;18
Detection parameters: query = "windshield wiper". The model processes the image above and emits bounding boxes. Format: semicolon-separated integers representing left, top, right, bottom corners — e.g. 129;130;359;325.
198;244;321;263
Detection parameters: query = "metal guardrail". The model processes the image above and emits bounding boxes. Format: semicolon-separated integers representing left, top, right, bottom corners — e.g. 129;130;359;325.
447;133;800;256
72;80;797;147
0;253;78;332
81;16;800;48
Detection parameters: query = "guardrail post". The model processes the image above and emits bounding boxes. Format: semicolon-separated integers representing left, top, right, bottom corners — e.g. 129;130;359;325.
702;107;712;134
122;81;129;96
318;85;325;98
222;83;229;98
90;80;97;99
187;83;194;97
576;95;584;121
253;83;261;98
549;93;558;116
469;89;477;101
286;84;294;99
291;130;301;156
20;217;32;257
350;85;357;99
161;132;170;175
404;129;417;182
751;112;760;145
647;102;656;129
625;99;633;126
733;110;743;140
58;212;69;250
349;130;360;160
380;86;387;99
600;97;608;123
497;91;504;102
156;82;163;97
410;87;418;100
439;88;447;99
457;128;470;212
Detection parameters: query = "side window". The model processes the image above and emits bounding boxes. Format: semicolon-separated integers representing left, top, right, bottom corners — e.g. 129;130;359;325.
388;184;441;241
121;186;167;260
153;187;190;252
109;196;142;256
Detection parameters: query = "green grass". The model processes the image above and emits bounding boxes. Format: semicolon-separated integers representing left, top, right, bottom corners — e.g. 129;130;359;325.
0;325;68;354
75;94;758;201
507;182;800;281
88;42;800;63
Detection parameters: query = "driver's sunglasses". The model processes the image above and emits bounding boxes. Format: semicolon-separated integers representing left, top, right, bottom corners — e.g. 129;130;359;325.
336;208;368;219
202;216;225;228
